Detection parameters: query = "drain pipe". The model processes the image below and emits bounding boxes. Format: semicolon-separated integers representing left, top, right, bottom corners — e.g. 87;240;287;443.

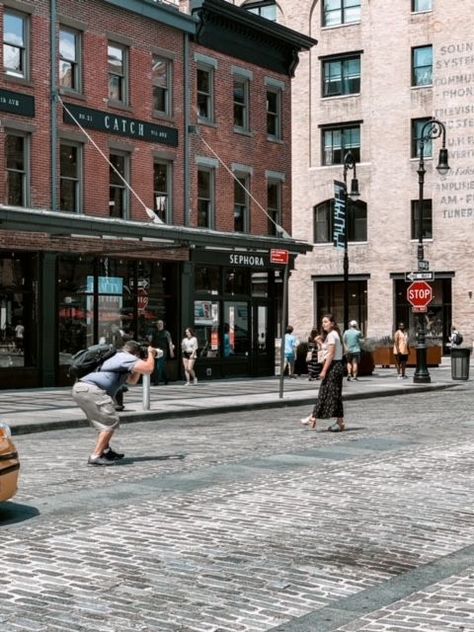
183;31;191;226
50;0;58;212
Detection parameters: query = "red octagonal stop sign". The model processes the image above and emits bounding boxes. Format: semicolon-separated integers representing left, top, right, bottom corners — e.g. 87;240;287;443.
407;280;433;309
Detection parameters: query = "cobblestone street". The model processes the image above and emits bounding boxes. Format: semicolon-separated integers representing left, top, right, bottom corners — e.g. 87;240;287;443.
1;383;473;632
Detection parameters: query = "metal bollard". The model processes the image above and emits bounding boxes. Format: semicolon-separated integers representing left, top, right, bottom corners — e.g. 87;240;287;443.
142;373;151;410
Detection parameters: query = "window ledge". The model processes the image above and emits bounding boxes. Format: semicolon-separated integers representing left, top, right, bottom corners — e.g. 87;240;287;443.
3;75;33;88
233;127;253;137
321;93;361;102
59;89;86;101
152;111;175;124
198;118;218;128
410;157;433;162
321;21;361;31
411;10;432;15
410;238;433;243
107;100;133;113
267;136;283;144
410;84;433;91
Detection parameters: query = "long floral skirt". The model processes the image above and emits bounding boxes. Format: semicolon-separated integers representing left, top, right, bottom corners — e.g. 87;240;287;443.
312;361;344;419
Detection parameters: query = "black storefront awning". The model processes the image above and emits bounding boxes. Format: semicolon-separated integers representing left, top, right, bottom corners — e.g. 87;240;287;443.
0;205;312;256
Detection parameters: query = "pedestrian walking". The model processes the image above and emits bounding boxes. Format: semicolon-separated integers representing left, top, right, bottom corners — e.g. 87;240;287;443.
72;340;161;466
181;327;198;385
284;325;299;378
343;320;363;381
393;322;410;378
449;325;463;347
307;328;323;381
300;313;346;432
147;319;175;385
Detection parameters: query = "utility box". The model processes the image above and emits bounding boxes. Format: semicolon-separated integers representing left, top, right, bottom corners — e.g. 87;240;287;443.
451;347;471;381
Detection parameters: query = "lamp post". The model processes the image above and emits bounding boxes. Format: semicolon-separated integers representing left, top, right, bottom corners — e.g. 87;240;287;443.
342;151;360;332
413;118;450;384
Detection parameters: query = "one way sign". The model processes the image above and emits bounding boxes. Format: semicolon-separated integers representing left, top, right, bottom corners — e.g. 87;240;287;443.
405;271;434;282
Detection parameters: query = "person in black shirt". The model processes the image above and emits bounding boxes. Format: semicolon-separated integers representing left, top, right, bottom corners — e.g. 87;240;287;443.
147;319;175;385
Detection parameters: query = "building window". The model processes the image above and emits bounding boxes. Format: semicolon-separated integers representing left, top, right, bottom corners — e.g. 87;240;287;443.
412;0;432;12
313;199;367;243
234;173;249;233
109;152;129;218
244;1;278;21
3;10;28;78
412;45;432;86
267;88;282;139
5;133;28;206
152;55;171;116
411;199;432;240
197;167;214;228
59;27;81;92
154;160;172;223
322;125;360;165
323;0;361;27
412;118;432;158
108;42;128;103
267;180;282;236
197;65;214;122
323;55;360;97
233;77;250;131
60;143;81;213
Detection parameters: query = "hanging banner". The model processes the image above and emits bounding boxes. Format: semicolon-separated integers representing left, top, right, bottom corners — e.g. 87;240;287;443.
333;180;347;250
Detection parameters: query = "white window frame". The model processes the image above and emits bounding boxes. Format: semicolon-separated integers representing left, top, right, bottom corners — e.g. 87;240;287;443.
59;27;82;93
108;42;129;105
3;9;29;79
60;141;82;213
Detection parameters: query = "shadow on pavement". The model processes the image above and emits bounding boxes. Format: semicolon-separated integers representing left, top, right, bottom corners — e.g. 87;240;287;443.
118;454;186;465
0;501;40;525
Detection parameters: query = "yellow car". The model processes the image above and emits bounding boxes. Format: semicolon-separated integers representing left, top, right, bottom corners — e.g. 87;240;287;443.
0;423;19;502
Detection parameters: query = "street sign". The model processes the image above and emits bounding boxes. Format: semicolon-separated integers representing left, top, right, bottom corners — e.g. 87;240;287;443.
407;280;433;309
270;249;289;265
412;305;428;313
405;271;434;282
418;260;430;271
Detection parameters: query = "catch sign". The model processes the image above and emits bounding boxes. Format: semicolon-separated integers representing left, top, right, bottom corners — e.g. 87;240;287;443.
407;281;433;313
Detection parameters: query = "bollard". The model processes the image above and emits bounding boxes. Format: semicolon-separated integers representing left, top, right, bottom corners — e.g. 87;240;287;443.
142;373;151;410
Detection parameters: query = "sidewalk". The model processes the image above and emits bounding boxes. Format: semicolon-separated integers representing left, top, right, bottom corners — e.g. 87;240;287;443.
3;361;468;435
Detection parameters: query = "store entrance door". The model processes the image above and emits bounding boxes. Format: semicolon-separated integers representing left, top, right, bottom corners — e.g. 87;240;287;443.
251;302;270;376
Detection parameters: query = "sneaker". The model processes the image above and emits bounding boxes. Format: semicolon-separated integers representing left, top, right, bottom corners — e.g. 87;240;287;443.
193;378;198;384
102;447;124;461
87;455;116;466
347;376;352;381
114;405;125;411
300;415;312;425
184;381;191;386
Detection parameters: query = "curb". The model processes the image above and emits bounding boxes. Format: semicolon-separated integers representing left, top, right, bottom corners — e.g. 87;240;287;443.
10;382;457;436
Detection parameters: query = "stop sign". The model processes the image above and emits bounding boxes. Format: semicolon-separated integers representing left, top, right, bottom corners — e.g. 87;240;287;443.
407;281;433;309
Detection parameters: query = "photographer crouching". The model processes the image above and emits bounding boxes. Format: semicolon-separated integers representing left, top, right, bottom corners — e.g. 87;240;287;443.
72;340;163;466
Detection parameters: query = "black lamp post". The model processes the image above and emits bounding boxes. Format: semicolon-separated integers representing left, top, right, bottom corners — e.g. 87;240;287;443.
342;151;360;332
413;118;450;384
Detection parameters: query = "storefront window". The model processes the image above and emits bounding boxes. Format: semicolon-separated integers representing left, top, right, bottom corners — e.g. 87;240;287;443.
224;301;249;357
195;266;220;294
0;254;36;368
194;300;220;357
224;268;250;295
316;280;367;333
252;272;268;297
58;256;177;364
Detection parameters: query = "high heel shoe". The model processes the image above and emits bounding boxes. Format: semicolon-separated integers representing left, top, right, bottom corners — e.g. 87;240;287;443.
310;418;317;430
300;415;312;425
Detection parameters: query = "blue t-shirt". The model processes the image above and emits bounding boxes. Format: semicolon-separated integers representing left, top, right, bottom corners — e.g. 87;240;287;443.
284;333;298;356
81;351;138;397
343;329;362;353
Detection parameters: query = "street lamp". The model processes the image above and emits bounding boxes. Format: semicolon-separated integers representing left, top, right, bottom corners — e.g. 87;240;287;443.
413;118;450;384
342;151;360;332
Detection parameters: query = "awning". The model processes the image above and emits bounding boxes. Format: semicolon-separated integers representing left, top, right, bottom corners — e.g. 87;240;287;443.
0;205;312;255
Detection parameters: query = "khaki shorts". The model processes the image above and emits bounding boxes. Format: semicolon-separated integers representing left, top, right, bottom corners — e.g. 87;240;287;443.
72;382;119;432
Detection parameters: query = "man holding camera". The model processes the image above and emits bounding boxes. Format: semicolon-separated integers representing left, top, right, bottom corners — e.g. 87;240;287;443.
72;340;162;466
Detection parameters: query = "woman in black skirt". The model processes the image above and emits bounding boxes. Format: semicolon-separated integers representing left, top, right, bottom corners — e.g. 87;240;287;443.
300;313;346;432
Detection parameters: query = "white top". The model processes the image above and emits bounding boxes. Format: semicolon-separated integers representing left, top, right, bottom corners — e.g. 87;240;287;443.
322;330;343;361
181;336;198;355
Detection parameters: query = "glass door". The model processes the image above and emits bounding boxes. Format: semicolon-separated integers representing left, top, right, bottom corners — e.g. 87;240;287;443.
251;302;269;376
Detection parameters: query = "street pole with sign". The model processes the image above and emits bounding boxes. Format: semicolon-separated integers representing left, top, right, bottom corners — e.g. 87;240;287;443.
272;249;290;399
413;119;450;383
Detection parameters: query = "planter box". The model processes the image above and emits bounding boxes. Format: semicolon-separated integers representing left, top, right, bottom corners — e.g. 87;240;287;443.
371;346;442;368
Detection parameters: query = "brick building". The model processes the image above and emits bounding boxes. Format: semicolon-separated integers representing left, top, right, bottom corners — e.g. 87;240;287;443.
229;0;473;356
0;0;314;388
